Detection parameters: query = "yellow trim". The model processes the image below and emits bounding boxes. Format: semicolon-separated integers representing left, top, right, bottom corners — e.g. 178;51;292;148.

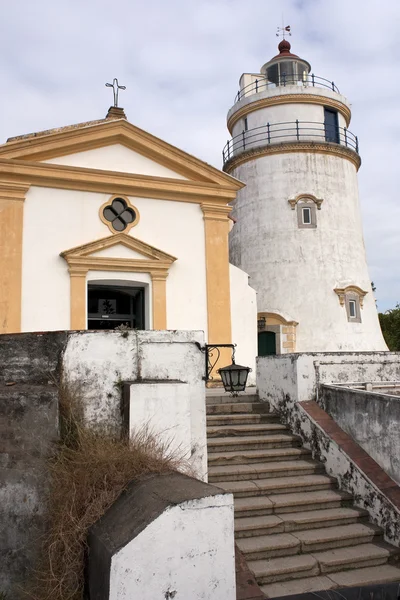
334;285;368;308
99;195;140;234
288;193;323;210
0;158;241;204
61;233;177;331
224;141;361;173
0;119;244;189
201;203;232;371
227;93;351;133
0;182;29;333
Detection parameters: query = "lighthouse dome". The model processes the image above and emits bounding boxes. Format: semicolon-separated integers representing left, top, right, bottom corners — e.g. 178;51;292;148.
261;40;311;87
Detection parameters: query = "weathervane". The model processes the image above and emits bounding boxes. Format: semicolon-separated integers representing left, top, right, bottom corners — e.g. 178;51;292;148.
276;24;291;39
105;78;126;108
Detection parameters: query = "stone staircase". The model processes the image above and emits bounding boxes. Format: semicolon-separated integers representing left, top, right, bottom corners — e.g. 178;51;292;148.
206;389;400;597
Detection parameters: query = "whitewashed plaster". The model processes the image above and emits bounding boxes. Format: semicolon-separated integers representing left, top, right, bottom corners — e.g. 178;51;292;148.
229;263;257;385
257;352;400;406
229;151;387;352
62;330;208;479
21;186;207;334
109;494;236;600
44;143;188;179
126;381;202;475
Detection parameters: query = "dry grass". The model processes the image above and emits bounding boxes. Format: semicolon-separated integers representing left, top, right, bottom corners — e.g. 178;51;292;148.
26;385;185;600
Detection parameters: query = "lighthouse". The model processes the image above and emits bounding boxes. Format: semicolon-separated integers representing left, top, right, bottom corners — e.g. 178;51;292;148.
224;39;387;355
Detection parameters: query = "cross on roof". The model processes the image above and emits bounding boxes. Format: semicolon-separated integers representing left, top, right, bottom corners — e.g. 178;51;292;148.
105;78;126;108
276;25;291;39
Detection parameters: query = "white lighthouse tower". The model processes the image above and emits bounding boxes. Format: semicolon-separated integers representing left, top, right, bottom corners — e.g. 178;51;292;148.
224;39;387;355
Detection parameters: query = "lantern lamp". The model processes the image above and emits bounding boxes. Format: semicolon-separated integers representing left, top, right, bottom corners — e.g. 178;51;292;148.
218;360;252;396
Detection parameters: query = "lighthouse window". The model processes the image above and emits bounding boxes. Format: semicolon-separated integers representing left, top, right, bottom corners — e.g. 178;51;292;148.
302;207;311;224
297;202;316;229
345;293;362;323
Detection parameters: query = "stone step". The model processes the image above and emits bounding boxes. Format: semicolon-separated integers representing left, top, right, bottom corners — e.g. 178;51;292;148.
209;459;324;483
237;532;300;560
217;474;336;498
237;523;382;561
313;542;400;574
206;392;259;405
207;434;302;452
207;423;288;438
249;554;319;585
260;574;336;597
234;489;353;518
251;543;400;586
206;402;271;415
235;507;368;538
208;447;312;466
327;564;400;588
293;522;382;553
206;413;279;426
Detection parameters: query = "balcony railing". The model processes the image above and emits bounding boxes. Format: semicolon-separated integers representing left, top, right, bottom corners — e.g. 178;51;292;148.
222;120;359;165
234;74;340;104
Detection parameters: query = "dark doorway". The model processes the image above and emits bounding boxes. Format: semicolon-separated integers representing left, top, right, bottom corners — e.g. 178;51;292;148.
87;285;145;330
324;108;339;144
258;331;276;356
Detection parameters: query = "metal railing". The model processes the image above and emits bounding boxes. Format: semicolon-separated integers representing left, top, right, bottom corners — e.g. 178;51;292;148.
234;74;340;103
222;120;359;164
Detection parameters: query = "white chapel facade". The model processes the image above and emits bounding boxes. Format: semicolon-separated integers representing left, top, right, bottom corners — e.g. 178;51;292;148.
224;40;387;354
0;107;257;373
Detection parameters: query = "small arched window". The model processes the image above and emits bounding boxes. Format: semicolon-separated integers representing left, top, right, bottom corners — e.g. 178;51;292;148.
288;194;323;229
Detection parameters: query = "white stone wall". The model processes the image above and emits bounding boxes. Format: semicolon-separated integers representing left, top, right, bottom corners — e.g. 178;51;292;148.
229;263;257;385
229;150;387;352
109;494;236;600
257;352;400;406
62;330;208;480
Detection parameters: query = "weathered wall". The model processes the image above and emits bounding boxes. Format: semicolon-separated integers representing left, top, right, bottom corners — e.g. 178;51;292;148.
0;329;206;596
0;332;66;598
321;385;400;485
257;352;400;406
88;472;236;600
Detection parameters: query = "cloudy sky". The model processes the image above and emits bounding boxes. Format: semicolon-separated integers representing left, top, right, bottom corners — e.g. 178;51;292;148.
0;0;399;310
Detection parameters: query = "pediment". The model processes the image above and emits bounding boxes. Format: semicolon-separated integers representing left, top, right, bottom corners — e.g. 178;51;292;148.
0;118;243;189
61;233;177;267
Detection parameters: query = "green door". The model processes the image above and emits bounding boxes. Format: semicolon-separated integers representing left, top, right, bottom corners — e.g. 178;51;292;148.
258;331;276;356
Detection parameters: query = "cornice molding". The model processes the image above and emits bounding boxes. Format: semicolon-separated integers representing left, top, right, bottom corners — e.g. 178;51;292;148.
288;193;324;210
0;181;30;203
227;93;351;133
334;285;368;308
0;158;238;204
223;141;361;173
0;119;244;190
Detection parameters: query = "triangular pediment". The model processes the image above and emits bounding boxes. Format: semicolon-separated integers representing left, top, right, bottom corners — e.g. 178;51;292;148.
61;233;177;265
0;117;243;189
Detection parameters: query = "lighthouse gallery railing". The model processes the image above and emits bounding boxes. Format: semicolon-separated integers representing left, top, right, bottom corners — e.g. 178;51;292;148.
234;74;340;104
222;121;359;165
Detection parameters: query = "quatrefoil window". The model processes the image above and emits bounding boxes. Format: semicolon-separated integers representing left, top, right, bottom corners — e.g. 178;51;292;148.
100;196;139;233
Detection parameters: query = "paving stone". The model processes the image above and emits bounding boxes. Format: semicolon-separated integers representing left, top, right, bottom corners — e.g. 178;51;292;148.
293;522;381;552
235;514;285;537
237;533;300;560
280;506;367;532
209;459;323;482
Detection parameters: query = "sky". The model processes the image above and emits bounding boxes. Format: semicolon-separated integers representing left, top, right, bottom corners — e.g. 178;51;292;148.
0;0;399;311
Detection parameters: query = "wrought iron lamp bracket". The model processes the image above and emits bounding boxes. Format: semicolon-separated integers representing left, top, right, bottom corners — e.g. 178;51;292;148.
195;343;237;382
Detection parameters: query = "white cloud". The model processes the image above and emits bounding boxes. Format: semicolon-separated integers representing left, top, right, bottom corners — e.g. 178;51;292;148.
1;0;399;309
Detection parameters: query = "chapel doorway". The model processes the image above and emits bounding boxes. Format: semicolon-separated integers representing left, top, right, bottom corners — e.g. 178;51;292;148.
87;284;145;330
258;331;276;356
